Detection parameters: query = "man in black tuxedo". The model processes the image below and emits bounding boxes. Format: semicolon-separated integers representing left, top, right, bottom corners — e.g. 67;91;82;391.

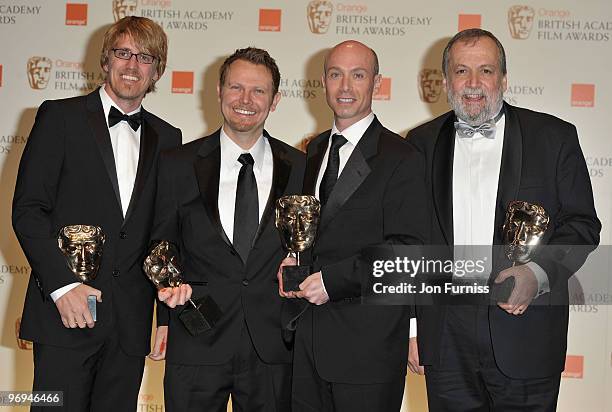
407;29;600;411
12;17;181;412
281;40;427;412
152;47;305;411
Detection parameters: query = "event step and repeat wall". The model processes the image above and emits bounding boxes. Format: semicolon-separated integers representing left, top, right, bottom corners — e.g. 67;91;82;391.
1;1;611;411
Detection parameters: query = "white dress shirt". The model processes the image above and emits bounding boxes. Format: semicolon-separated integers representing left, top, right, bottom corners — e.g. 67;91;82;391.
218;127;273;244
50;86;142;302
316;112;375;296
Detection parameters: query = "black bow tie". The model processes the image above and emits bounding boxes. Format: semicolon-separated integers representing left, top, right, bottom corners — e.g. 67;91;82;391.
108;106;142;131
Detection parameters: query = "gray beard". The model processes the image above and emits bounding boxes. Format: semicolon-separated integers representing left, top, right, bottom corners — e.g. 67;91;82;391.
448;87;504;126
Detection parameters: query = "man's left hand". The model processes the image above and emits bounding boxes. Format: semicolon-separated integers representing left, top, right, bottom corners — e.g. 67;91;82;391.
295;272;329;305
495;264;538;315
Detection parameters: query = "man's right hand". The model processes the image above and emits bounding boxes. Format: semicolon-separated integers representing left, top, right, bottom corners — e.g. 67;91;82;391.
408;337;424;375
55;284;102;329
158;284;192;308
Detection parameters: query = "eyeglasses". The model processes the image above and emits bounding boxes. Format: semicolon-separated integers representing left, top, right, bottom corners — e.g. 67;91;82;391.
111;48;157;64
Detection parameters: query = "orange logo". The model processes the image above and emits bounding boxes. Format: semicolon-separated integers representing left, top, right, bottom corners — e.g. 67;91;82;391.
562;355;584;378
15;318;33;350
307;1;333;34
66;3;88;26
0;64;3;87
373;77;391;101
112;0;138;22
508;5;535;39
259;9;281;32
571;84;595;107
418;69;443;103
458;14;481;31
27;56;52;90
172;71;194;94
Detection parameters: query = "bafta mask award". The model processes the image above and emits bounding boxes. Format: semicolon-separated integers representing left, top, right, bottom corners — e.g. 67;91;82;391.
494;200;550;301
143;241;222;336
57;225;105;321
275;195;321;292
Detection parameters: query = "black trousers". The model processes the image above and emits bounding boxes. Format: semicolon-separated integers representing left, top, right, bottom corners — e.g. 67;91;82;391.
31;332;145;412
291;309;405;412
164;322;292;412
425;305;561;412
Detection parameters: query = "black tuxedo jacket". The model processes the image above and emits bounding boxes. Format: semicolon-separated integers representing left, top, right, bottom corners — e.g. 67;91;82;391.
300;116;427;384
408;102;600;379
12;89;182;356
153;130;305;365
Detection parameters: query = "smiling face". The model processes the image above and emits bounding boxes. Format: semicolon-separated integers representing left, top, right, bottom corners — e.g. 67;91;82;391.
103;34;159;112
444;36;507;126
218;59;280;146
323;41;381;131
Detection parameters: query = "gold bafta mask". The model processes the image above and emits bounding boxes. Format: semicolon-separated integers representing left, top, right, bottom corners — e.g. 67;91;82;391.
57;225;105;282
307;0;333;34
143;241;183;289
112;0;138;22
275;195;320;253
503;200;549;264
508;5;535;40
418;69;443;103
26;57;52;90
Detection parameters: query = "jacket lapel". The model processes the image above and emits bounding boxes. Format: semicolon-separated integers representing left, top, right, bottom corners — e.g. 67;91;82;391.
303;133;328;196
123;109;158;224
493;103;522;245
317;118;380;231
86;90;123;215
194;131;232;247
252;132;292;246
432;114;456;246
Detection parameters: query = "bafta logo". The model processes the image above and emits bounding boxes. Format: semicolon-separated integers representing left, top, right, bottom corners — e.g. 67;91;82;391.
112;0;138;22
26;56;52;90
508;5;535;39
307;0;333;34
418;69;443;103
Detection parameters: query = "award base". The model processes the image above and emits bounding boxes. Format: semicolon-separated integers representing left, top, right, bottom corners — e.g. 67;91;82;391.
282;265;311;292
178;295;222;336
490;277;515;303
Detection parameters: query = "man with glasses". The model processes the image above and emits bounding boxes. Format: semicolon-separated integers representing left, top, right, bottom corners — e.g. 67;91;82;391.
13;16;181;411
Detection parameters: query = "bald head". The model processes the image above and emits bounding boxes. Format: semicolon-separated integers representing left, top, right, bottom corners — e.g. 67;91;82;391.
324;40;379;76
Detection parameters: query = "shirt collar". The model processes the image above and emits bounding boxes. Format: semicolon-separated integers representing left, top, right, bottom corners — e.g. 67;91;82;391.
99;86;142;126
219;127;266;174
330;112;375;147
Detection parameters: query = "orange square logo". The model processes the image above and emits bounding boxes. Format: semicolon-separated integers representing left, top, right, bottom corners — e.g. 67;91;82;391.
66;3;88;26
458;14;481;31
571;84;595;107
259;9;281;32
172;71;194;94
373;77;391;101
562;355;584;379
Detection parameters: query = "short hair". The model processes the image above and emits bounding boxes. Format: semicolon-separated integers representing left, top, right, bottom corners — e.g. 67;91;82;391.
100;16;168;93
442;28;507;77
219;47;281;96
323;41;380;76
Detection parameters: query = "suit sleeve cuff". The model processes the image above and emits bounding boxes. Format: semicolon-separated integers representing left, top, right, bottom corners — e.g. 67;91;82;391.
526;261;550;296
50;282;81;302
409;318;417;338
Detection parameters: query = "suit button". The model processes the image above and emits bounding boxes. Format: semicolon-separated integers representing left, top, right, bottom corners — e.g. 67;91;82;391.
242;279;249;286
112;269;120;277
119;231;127;239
